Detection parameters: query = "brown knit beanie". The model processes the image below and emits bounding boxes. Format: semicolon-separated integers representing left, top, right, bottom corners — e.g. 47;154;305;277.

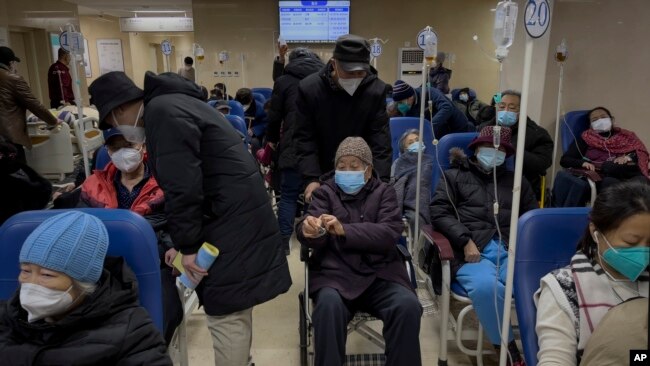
334;137;373;166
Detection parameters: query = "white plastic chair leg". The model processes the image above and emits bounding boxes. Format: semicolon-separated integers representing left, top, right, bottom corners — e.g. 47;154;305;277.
439;261;451;364
587;178;597;207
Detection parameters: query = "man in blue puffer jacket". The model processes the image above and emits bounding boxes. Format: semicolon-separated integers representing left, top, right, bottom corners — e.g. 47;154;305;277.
392;79;474;138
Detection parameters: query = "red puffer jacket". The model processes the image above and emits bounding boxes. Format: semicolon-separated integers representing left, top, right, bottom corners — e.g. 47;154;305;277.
80;161;164;215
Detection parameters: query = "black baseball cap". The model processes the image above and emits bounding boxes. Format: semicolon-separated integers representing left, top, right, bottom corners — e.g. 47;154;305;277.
88;71;144;130
333;34;370;72
0;47;20;65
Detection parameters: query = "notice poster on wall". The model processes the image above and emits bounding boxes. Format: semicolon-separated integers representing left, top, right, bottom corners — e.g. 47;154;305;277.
97;39;124;75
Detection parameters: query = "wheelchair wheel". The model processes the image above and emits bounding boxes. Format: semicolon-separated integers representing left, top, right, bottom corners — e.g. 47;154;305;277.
299;291;309;366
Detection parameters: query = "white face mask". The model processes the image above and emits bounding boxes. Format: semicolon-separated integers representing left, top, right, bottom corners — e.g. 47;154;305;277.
335;62;364;96
591;117;612;133
338;77;363;96
110;146;143;173
20;283;74;322
242;103;251;112
113;103;145;144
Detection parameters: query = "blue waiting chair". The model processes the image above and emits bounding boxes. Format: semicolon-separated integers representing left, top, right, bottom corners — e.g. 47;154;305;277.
432;132;518;193
561;110;589;154
251;87;272;100
431;132;479;193
389;117;435;162
0;209;164;332
226;115;249;144
252;92;266;106
228;100;245;119
556;110;596;206
514;207;590;366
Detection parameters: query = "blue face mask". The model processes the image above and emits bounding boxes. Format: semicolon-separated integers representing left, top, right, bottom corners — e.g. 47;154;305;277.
407;141;426;153
497;110;518;127
597;231;650;281
476;147;506;170
335;169;367;195
397;102;411;115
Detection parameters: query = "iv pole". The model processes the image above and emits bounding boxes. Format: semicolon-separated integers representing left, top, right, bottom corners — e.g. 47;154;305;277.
414;27;437;250
65;23;90;179
550;40;568;188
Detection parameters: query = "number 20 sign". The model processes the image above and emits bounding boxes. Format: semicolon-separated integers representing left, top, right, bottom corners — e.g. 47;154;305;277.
525;0;551;38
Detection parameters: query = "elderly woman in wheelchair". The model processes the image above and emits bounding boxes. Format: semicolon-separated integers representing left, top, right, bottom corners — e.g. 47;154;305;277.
297;137;422;366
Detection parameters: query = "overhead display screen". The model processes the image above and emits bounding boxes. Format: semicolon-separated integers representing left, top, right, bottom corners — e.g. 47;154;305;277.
279;1;350;43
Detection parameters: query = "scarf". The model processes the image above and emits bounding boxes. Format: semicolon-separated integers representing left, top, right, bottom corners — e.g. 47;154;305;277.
571;253;649;354
582;127;649;177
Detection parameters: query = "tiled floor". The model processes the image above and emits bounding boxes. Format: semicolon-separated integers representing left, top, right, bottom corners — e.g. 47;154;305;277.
174;237;496;366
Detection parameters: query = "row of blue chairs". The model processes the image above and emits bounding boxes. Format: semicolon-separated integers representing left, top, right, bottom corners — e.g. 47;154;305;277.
0;206;590;366
392;113;592;365
390;110;590;195
419;207;589;366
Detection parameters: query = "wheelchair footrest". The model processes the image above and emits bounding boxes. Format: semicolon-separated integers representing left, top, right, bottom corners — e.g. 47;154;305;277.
344;353;386;366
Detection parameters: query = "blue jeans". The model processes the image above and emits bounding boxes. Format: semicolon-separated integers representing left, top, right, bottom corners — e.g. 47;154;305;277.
277;168;301;238
455;239;513;345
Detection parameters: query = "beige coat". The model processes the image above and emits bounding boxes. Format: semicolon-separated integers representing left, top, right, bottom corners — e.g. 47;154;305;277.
0;64;57;148
177;66;195;82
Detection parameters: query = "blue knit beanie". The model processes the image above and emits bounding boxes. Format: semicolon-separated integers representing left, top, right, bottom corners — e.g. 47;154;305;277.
19;211;109;283
392;80;415;102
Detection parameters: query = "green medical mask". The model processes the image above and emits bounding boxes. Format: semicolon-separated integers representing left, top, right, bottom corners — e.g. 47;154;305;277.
596;231;650;282
397;102;410;115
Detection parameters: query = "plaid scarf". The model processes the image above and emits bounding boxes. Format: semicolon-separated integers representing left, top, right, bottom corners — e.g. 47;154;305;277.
582;127;649;177
571;253;649;354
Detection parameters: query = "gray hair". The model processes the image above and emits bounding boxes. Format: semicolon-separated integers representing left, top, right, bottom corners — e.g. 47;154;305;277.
72;279;97;295
289;47;321;62
399;129;420;153
501;89;521;101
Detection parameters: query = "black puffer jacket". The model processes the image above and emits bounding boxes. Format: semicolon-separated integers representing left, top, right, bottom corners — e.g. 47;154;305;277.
294;62;392;182
266;55;324;170
143;72;291;315
296;173;411;299
0;257;171;366
430;149;538;276
479;117;553;196
392;152;433;230
0;163;52;226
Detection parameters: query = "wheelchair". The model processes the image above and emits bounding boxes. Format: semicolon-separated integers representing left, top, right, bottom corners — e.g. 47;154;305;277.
298;218;435;366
